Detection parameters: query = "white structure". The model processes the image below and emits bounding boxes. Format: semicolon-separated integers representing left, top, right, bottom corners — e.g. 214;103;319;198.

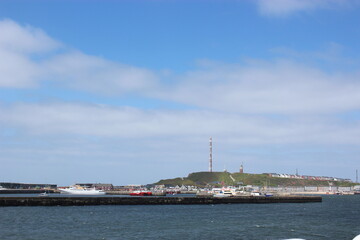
209;137;213;172
59;185;105;195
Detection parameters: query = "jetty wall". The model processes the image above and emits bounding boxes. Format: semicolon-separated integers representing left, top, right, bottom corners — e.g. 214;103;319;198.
0;189;57;194
0;196;321;207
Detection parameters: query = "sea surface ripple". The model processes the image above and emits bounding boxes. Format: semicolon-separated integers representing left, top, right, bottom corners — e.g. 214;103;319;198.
0;195;359;240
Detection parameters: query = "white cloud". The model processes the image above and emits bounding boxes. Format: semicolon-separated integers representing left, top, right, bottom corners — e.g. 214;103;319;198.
0;47;41;87
1;19;360;156
162;59;360;114
43;51;158;95
1;101;359;185
1;102;360;146
0;19;157;93
2;20;360;116
1;20;359;183
0;19;59;88
256;0;355;16
0;19;60;53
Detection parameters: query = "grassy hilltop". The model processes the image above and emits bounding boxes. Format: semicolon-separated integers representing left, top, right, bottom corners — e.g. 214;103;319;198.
155;171;355;187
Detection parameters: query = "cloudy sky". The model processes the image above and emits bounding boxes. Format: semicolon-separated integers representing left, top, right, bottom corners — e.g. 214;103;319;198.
1;0;360;185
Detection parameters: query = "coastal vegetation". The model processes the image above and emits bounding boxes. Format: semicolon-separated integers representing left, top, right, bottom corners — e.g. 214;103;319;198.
155;171;356;187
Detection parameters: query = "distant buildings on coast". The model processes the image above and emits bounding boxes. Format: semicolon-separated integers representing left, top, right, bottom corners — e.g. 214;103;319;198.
265;173;352;182
0;182;57;189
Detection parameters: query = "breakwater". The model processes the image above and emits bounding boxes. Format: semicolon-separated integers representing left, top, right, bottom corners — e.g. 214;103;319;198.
0;189;57;194
0;196;321;207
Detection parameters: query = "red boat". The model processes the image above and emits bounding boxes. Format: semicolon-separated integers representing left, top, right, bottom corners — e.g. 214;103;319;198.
129;190;152;196
166;190;181;195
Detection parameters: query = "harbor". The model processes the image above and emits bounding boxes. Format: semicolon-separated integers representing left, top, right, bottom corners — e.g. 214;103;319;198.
0;189;58;194
0;195;322;207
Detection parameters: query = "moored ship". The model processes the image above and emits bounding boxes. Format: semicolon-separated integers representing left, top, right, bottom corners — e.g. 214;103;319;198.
59;185;105;195
129;190;152;196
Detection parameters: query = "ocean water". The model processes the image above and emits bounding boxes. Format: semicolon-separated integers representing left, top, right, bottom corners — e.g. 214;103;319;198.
0;195;359;240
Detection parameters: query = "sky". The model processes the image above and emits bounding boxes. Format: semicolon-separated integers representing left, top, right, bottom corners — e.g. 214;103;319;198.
0;0;360;186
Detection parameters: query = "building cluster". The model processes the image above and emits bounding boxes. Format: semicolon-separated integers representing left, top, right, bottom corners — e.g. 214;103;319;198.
75;183;114;190
266;173;352;182
151;184;198;192
73;183;157;191
257;185;360;194
74;183;167;192
0;182;57;189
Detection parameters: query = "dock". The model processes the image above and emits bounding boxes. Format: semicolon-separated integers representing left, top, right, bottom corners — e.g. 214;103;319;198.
0;189;58;194
0;196;321;207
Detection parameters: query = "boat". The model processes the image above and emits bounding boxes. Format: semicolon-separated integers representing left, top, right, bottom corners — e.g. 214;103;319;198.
250;191;261;196
0;186;7;190
166;190;181;195
353;234;360;240
129;190;152;196
39;192;49;197
59;185;105;195
212;188;234;198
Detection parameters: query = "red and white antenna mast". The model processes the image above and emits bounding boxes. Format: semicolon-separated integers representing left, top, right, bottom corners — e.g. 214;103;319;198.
209;137;213;172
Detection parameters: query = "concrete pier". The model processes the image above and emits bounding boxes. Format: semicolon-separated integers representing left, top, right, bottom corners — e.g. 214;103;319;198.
0;196;321;207
0;189;57;194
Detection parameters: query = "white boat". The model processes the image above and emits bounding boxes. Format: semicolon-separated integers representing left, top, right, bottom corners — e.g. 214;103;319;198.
353;234;360;240
212;188;234;197
59;185;105;195
0;186;7;190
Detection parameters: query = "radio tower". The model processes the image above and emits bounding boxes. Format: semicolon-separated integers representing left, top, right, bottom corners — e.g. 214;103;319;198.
209;137;213;172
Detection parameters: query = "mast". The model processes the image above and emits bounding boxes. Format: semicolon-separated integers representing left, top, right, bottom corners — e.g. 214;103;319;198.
209;137;212;172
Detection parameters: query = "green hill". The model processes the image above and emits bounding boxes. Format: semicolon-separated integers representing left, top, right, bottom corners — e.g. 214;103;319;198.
155;171;355;187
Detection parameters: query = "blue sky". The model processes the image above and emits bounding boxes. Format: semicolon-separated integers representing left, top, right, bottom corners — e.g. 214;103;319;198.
1;0;360;185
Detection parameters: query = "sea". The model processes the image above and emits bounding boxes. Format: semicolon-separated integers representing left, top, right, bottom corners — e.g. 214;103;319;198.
0;194;359;240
